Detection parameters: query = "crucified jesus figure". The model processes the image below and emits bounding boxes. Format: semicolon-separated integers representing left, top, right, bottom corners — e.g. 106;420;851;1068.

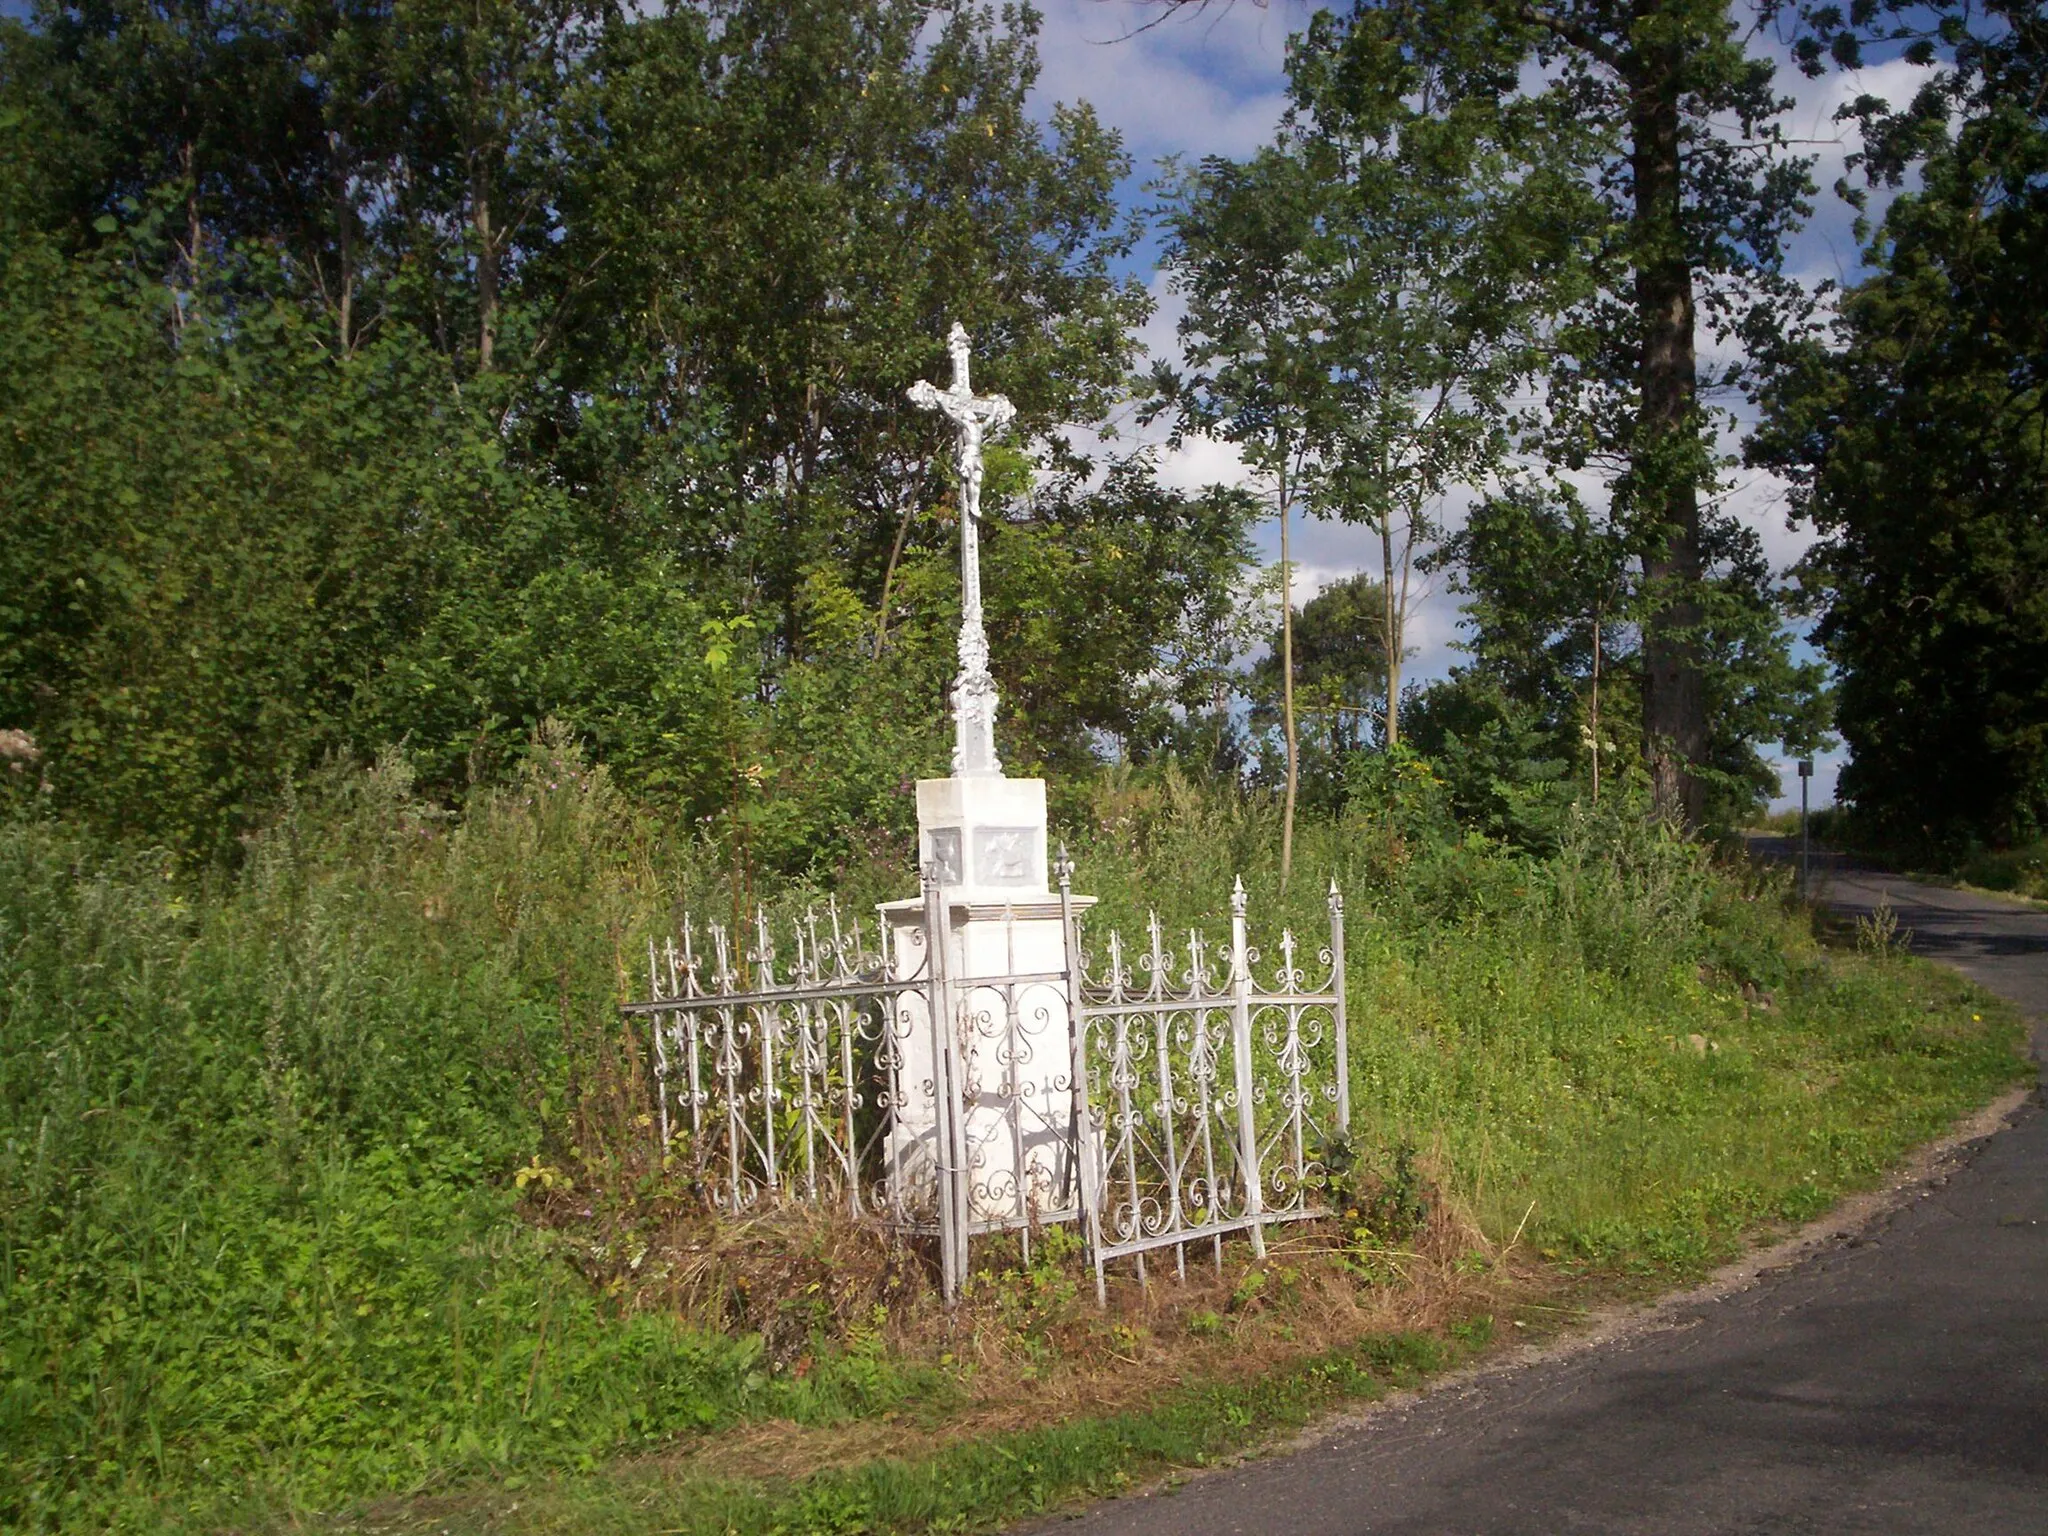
909;322;1016;777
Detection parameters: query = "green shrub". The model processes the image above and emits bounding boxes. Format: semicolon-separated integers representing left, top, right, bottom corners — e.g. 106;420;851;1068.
0;745;896;1529
1959;839;2048;899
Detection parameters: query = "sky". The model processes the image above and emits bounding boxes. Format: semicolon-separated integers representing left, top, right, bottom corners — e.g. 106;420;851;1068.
1023;0;1939;809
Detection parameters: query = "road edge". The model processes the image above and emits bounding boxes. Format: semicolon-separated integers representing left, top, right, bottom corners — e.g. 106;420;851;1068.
1283;1074;2040;1457
1055;1070;2041;1528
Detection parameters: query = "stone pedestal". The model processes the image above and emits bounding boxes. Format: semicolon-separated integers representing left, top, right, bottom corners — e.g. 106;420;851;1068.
880;775;1091;1231
913;774;1048;896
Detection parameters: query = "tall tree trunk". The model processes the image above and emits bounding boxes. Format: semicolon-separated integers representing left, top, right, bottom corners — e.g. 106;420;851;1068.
1630;32;1706;827
1384;512;1400;753
172;139;199;339
474;168;498;373
1279;459;1298;887
873;497;918;654
1590;600;1603;803
334;137;356;355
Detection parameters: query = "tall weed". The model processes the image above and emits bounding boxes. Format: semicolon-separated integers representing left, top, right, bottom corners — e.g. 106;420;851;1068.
0;739;878;1529
1531;800;1712;975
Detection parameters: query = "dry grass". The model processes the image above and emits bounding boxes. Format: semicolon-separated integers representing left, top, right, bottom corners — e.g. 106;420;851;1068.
565;1173;1512;1489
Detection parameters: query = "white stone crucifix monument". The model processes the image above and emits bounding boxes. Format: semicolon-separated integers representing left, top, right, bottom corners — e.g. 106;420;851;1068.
901;321;1043;896
908;322;1015;778
881;321;1091;1238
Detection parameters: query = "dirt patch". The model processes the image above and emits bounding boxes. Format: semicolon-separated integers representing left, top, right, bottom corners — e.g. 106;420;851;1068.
625;1194;1504;1489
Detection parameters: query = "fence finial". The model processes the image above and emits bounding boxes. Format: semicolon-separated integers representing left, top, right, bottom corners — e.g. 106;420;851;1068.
1054;842;1074;888
1231;874;1248;916
1328;877;1343;914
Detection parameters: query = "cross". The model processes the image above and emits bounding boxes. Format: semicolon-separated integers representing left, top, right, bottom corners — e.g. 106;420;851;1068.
909;322;1015;777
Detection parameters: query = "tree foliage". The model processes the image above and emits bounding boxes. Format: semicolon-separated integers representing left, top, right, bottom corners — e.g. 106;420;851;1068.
1276;3;1597;744
1152;0;1586;869
1151;0;1822;828
1423;479;1828;837
1246;572;1390;805
1757;1;2048;849
0;1;1253;864
1252;0;1815;824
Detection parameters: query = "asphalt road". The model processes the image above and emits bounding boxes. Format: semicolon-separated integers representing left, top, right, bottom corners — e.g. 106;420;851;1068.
1037;847;2048;1535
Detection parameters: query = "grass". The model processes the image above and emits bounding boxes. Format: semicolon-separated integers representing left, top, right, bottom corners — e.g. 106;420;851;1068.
0;746;2032;1532
1073;767;2029;1270
323;1331;1456;1535
1956;839;2048;902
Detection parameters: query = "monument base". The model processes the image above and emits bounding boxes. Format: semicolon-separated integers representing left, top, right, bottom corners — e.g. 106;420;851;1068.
881;773;1093;1230
915;773;1050;897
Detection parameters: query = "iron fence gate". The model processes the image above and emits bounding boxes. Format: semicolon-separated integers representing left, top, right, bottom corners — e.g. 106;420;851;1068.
624;858;1349;1301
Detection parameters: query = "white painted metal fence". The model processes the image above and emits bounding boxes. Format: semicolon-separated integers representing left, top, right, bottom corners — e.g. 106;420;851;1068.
624;858;1349;1302
1068;873;1347;1299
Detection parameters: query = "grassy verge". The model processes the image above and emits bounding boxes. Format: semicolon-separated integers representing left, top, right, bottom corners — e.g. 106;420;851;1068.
325;1333;1456;1535
311;954;2026;1536
1;748;2033;1532
1954;839;2048;902
1748;806;2048;904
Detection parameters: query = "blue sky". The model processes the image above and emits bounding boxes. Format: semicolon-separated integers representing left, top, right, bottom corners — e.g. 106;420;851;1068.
1027;0;1941;809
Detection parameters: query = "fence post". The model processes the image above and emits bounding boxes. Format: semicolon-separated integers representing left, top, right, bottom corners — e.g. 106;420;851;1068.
649;939;671;1150
755;907;780;1194
1229;876;1266;1260
1056;848;1106;1306
922;865;973;1301
1329;880;1349;1135
680;921;705;1175
920;867;959;1301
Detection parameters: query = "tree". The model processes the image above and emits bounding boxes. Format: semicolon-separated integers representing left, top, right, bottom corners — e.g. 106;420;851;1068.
1154;0;1817;827
1431;478;1829;830
0;1;1233;861
1151;148;1324;881
1756;2;2048;849
984;455;1257;778
0;217;562;859
1511;0;1816;827
540;0;1149;655
1278;3;1595;748
13;0;604;369
13;0;1151;639
1252;574;1390;755
1437;483;1633;801
1154;3;1581;875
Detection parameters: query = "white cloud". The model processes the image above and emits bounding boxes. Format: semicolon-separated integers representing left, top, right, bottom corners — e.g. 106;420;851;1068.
1769;45;1941;290
1031;1;1303;172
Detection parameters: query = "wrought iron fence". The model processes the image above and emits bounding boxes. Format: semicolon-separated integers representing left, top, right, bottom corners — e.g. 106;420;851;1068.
623;893;928;1222
624;861;1349;1303
1062;869;1347;1301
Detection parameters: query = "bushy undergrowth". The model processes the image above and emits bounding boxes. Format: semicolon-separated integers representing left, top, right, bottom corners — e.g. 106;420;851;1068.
0;747;2027;1531
1957;839;2048;900
1068;764;2024;1266
0;741;921;1531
